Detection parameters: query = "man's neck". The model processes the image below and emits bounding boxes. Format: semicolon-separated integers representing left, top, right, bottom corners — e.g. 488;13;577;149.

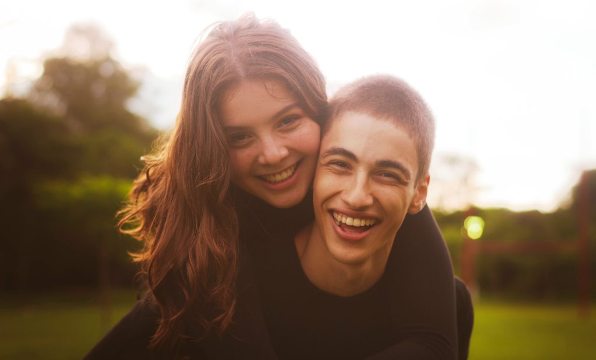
294;224;393;297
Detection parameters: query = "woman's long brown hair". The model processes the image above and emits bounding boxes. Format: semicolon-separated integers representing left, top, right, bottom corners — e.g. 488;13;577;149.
118;14;326;349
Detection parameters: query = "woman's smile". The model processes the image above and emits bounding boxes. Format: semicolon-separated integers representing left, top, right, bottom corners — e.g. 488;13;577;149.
220;79;321;208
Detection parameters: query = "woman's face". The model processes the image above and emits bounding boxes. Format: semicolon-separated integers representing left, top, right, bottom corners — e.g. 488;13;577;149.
220;79;321;208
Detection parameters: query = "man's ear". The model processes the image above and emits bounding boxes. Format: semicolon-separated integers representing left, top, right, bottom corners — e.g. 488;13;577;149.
408;174;429;214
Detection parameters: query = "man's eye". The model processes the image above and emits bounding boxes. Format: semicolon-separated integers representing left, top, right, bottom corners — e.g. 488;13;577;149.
327;160;350;170
377;171;406;184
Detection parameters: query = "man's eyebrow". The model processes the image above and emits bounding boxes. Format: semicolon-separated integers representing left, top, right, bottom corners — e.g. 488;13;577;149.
321;147;412;179
320;147;357;161
223;103;301;130
376;159;412;180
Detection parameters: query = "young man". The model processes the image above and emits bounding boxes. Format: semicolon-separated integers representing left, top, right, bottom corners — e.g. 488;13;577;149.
260;75;472;360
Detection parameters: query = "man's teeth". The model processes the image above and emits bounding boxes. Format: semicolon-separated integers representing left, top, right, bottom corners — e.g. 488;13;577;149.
262;165;297;183
332;212;376;227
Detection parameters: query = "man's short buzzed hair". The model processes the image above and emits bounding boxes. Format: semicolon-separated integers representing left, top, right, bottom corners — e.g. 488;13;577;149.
325;75;435;181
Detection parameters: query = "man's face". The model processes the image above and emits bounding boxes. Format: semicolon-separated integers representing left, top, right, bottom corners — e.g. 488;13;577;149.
313;111;429;268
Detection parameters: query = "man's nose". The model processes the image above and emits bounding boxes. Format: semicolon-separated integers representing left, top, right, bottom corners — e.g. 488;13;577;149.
342;173;373;209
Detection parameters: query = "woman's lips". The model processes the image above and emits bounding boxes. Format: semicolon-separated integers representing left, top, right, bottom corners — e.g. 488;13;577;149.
259;163;298;184
256;161;301;191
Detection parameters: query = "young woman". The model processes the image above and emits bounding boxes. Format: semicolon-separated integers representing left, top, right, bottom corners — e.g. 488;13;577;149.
85;14;470;360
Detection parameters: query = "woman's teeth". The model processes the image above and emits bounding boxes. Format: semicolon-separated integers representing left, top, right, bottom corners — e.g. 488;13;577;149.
332;212;376;227
262;164;297;183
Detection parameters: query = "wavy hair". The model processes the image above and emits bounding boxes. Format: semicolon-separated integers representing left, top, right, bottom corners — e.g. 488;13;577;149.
118;14;326;349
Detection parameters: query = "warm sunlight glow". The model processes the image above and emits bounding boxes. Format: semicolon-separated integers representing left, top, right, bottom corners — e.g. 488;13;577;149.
464;216;485;240
2;0;596;211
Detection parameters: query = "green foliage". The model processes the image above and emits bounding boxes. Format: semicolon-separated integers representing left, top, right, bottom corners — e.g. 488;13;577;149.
434;194;595;300
31;55;158;178
35;176;131;242
475;253;579;300
0;98;79;185
0;99;79;290
569;170;596;211
34;57;139;130
0;40;157;291
80;128;150;178
0;177;140;290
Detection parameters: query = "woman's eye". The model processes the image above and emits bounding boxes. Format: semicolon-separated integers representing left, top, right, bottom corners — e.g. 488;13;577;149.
227;132;253;146
278;114;301;129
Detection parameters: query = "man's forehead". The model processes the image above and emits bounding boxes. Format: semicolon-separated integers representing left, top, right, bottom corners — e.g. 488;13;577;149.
321;112;418;170
323;111;410;145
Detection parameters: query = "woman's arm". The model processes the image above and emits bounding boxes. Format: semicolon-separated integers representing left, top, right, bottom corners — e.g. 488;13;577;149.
83;300;159;360
367;205;459;360
84;263;279;360
203;246;279;360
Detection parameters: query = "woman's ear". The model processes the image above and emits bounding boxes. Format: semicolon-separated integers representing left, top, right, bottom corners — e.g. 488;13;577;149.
408;174;429;214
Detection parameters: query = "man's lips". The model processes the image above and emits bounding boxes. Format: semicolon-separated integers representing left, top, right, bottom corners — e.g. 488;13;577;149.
331;210;378;235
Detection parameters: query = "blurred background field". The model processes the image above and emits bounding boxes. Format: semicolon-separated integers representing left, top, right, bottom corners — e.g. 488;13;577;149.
469;301;596;360
0;290;135;360
1;291;595;360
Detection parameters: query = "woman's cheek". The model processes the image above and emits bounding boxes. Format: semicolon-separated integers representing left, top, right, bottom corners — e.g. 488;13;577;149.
228;148;251;179
300;121;321;157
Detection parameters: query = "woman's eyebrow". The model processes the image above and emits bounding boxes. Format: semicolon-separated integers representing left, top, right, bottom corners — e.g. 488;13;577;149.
270;103;301;120
224;103;301;130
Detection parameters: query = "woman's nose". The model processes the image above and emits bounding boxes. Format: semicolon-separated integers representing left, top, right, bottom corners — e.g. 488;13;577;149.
257;135;289;165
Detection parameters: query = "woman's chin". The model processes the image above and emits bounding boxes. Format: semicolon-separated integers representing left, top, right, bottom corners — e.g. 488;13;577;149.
261;188;307;208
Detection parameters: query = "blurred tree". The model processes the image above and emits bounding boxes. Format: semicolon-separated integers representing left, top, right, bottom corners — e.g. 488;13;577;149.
569;170;596;217
569;170;595;313
0;98;80;290
434;199;590;300
0;98;79;182
555;169;596;241
1;24;158;291
33;57;138;128
30;56;156;178
34;177;138;290
30;24;157;178
58;23;115;61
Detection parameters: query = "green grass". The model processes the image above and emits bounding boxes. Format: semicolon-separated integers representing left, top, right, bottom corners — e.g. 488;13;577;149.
469;300;596;360
0;290;137;360
1;292;595;359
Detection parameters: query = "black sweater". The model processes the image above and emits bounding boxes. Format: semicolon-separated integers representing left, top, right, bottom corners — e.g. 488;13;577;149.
237;190;459;360
254;224;395;360
85;190;465;359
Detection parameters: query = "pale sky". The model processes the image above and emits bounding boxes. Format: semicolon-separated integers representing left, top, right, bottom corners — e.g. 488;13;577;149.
2;0;595;212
